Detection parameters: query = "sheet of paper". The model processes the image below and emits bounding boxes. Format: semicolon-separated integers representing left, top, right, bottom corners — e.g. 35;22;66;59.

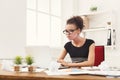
88;71;120;77
44;68;88;75
45;67;120;77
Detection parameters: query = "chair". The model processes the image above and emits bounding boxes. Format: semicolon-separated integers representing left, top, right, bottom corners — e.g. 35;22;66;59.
94;46;104;66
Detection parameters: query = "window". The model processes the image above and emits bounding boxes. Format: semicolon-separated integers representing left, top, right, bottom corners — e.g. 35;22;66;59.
26;0;61;47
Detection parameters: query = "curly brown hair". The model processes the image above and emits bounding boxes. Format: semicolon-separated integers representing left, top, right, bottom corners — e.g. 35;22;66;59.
66;16;84;31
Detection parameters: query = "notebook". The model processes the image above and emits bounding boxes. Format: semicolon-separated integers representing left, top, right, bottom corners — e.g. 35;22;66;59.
25;46;52;69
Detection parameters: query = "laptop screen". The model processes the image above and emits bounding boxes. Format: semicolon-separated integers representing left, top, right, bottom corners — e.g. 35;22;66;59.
25;46;52;69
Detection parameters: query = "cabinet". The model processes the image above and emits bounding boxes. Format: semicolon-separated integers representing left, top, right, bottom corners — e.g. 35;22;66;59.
80;10;116;48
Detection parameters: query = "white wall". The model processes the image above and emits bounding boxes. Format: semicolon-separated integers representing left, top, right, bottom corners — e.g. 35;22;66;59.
61;0;74;45
78;0;120;67
0;0;26;59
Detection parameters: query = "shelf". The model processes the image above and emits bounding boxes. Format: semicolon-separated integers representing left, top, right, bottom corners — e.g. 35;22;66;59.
105;45;116;49
83;27;112;32
79;10;113;16
80;9;116;49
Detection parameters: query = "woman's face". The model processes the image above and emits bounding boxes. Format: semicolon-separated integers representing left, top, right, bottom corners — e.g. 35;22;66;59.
63;24;80;40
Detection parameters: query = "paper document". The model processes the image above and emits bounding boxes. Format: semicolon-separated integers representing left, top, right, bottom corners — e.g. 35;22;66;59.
44;68;88;75
88;71;120;77
45;67;120;77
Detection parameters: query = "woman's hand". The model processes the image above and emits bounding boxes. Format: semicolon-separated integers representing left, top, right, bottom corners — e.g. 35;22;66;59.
58;60;81;68
58;60;69;67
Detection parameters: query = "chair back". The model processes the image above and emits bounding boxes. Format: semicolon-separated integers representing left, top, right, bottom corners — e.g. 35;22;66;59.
94;46;104;66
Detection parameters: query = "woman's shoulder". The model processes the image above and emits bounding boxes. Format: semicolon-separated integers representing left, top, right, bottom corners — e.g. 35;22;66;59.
86;39;95;43
65;41;72;45
64;41;72;50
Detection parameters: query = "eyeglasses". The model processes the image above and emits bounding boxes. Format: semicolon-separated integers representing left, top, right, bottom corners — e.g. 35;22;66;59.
63;28;78;35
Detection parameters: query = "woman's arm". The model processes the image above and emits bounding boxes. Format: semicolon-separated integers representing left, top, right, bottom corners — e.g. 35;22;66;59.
57;48;67;63
60;43;95;67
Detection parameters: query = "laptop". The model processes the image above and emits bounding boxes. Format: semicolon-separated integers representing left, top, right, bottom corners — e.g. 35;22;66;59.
25;46;52;69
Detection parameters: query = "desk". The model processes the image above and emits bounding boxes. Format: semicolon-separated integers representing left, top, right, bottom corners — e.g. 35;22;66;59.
0;70;120;80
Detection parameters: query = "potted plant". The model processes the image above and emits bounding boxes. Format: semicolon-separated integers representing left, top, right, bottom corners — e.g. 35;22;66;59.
25;55;34;72
13;56;22;72
90;6;97;12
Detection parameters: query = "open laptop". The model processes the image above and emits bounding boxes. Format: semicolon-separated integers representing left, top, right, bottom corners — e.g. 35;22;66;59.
25;46;52;69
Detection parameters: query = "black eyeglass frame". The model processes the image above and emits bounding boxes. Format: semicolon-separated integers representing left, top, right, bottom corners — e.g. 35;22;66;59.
63;28;78;35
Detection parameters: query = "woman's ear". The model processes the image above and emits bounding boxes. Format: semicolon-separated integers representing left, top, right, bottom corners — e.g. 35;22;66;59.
77;28;81;34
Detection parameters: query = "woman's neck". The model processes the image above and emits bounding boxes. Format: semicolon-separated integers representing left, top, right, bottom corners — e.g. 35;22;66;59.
72;37;86;47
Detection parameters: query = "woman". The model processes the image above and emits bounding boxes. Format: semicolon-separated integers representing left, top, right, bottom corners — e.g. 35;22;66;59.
57;16;95;68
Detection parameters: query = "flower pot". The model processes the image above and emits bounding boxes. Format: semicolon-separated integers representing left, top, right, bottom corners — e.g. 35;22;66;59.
14;66;20;72
28;66;34;72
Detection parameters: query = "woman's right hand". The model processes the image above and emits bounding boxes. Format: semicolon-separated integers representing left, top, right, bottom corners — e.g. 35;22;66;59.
57;59;64;63
57;60;69;67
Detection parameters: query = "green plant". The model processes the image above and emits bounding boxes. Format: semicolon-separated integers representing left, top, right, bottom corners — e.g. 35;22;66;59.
90;6;97;11
25;55;34;65
14;56;22;65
